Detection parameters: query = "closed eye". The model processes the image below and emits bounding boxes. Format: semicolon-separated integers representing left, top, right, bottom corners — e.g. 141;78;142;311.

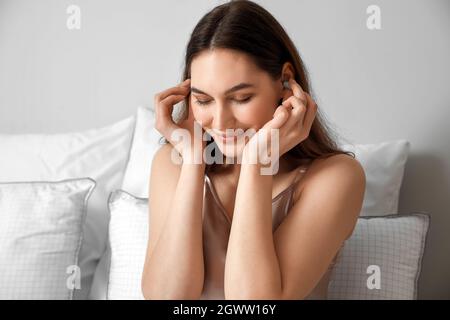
235;96;252;104
194;96;253;106
194;99;211;106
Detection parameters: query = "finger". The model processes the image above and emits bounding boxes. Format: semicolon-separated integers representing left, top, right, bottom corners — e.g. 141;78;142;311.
160;92;188;104
264;105;290;130
288;78;307;106
179;78;191;87
282;96;305;124
302;92;318;128
155;80;190;102
158;94;187;118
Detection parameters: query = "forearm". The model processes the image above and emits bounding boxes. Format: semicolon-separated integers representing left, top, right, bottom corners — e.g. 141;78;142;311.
224;162;282;299
144;163;205;299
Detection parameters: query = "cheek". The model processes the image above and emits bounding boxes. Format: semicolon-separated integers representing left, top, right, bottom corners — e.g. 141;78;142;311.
237;101;275;127
235;108;259;124
192;106;211;125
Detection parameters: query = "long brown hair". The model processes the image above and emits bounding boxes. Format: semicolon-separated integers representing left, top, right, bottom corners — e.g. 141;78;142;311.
160;0;354;173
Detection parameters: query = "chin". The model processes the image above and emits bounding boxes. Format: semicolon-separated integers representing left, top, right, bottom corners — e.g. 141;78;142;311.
214;138;246;163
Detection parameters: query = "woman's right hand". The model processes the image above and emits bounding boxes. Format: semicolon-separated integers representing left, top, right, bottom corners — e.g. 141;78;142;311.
154;79;206;165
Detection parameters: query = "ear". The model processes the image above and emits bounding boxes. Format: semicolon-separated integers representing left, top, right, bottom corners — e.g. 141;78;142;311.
280;62;295;81
279;66;295;103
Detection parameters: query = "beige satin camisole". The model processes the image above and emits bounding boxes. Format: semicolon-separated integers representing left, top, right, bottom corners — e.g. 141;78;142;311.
199;165;343;300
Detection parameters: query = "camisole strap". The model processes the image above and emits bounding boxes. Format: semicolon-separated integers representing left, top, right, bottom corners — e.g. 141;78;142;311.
291;164;309;186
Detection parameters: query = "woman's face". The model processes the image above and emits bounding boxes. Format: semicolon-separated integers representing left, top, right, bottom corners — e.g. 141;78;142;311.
189;48;283;159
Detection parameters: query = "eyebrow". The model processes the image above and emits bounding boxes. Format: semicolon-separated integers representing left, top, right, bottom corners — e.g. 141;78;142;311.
190;83;255;96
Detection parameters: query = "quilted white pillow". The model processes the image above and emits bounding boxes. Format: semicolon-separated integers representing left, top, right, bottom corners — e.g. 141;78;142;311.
0;116;135;300
107;190;147;300
106;191;429;300
328;213;430;299
119;106;410;216
0;178;96;299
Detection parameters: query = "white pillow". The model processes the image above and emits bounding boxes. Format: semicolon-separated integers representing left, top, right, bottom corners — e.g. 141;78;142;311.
82;106;161;300
107;190;147;300
106;190;429;300
328;213;430;299
119;106;410;215
0;178;96;299
341;140;410;216
121;106;162;198
0;116;135;300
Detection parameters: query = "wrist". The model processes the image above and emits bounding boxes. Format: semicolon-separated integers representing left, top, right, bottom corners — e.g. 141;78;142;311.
181;160;206;174
241;150;280;176
181;146;205;166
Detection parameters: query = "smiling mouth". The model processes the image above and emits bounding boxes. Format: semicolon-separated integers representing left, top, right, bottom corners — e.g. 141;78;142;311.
214;129;245;136
210;129;247;143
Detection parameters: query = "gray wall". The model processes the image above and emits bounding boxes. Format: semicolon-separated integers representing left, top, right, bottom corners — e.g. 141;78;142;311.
0;0;449;299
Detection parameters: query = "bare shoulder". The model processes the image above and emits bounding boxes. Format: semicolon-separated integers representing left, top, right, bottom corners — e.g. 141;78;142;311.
294;154;366;202
152;142;178;165
308;154;365;181
151;143;182;174
150;143;184;193
292;154;366;240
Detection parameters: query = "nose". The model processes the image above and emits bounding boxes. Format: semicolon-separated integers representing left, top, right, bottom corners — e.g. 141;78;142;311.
212;103;235;130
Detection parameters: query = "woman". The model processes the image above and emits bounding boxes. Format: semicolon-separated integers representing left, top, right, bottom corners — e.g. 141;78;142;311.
142;0;366;300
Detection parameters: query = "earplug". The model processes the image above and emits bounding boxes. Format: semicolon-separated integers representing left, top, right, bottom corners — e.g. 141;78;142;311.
278;79;290;107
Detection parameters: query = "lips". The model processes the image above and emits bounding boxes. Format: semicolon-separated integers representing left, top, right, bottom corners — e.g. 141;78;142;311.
211;129;246;143
213;129;244;137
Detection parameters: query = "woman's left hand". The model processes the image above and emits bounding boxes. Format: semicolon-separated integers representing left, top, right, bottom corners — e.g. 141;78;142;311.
242;78;318;166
